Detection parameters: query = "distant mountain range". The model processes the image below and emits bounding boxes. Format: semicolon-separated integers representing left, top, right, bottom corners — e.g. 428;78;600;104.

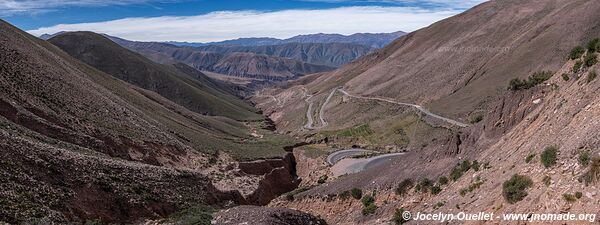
165;31;406;48
39;31;405;90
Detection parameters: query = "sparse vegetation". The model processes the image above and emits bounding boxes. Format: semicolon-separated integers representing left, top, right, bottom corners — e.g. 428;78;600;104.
415;178;433;193
361;194;375;206
395;179;413;196
542;175;551;186
430;185;442;195
317;175;328;184
525;153;536;163
541;145;558;168
450;160;478;181
576;192;583;199
362;203;378;215
585;53;598;67
509;71;553;91
573;60;583;73
459;177;484;197
361;194;377;215
563;193;577;202
469;114;483;124
284;186;314;201
502;174;533;204
167;204;214;225
582;157;600;185
351;188;363;200
579;150;591;167
339;191;351;200
472;160;480;172
588;38;600;52
392;208;408;225
438;176;449;185
562;73;570;81
569;46;585;59
587;71;597;83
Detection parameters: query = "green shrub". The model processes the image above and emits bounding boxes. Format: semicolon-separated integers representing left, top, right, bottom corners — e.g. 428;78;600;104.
351;188;363;200
563;193;577;202
450;166;464;181
502;174;533;204
579;151;591;167
573;60;584;73
361;194;375;207
438;176;449;185
416;178;433;193
392;208;408;225
339;191;351;200
362;203;378;215
587;71;597;83
575;192;583;199
582;157;600;185
508;71;553;90
472;160;480;172
430;186;442;195
541;145;558;168
167;204;214;225
395;179;413;196
317;175;328;184
525;153;536;163
562;73;570;81
469;114;483;124
542;175;551;186
588;38;600;52
585;53;598;67
570;46;585;59
461;160;472;172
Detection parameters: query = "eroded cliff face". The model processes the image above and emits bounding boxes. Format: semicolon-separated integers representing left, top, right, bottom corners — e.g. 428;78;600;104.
244;153;301;205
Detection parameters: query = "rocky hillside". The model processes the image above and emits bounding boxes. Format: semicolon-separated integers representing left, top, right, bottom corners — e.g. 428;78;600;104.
48;32;260;121
250;0;600;224
0;19;299;224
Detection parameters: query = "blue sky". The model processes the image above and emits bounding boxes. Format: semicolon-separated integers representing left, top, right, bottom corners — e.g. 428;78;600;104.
1;0;486;42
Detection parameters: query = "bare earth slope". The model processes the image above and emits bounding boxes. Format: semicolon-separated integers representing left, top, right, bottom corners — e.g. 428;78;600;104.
48;32;261;121
273;0;600;122
0;19;296;223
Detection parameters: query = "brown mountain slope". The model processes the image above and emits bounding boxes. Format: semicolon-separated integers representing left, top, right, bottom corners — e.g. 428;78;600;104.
48;32;260;121
0;19;295;223
271;0;600;122
109;37;335;80
250;0;600;224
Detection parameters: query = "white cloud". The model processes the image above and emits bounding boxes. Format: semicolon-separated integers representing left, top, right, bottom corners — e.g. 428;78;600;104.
0;0;174;15
27;6;462;42
299;0;487;9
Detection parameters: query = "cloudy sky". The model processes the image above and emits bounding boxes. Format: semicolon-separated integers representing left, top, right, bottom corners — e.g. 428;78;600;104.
1;0;487;42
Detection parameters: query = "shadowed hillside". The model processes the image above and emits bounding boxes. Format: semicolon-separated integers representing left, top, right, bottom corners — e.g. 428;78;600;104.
48;32;261;121
0;19;296;223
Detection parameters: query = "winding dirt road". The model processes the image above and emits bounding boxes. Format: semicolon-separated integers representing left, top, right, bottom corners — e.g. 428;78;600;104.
303;88;469;130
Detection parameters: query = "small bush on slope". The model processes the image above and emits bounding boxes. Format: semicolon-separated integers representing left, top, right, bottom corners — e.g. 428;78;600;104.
351;188;363;199
579;150;591;166
509;71;553;90
502;174;533;204
570;46;585;59
585;53;598;67
395;179;413;196
583;157;600;185
392;208;408;224
587;71;597;83
541;145;558;168
588;38;600;52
